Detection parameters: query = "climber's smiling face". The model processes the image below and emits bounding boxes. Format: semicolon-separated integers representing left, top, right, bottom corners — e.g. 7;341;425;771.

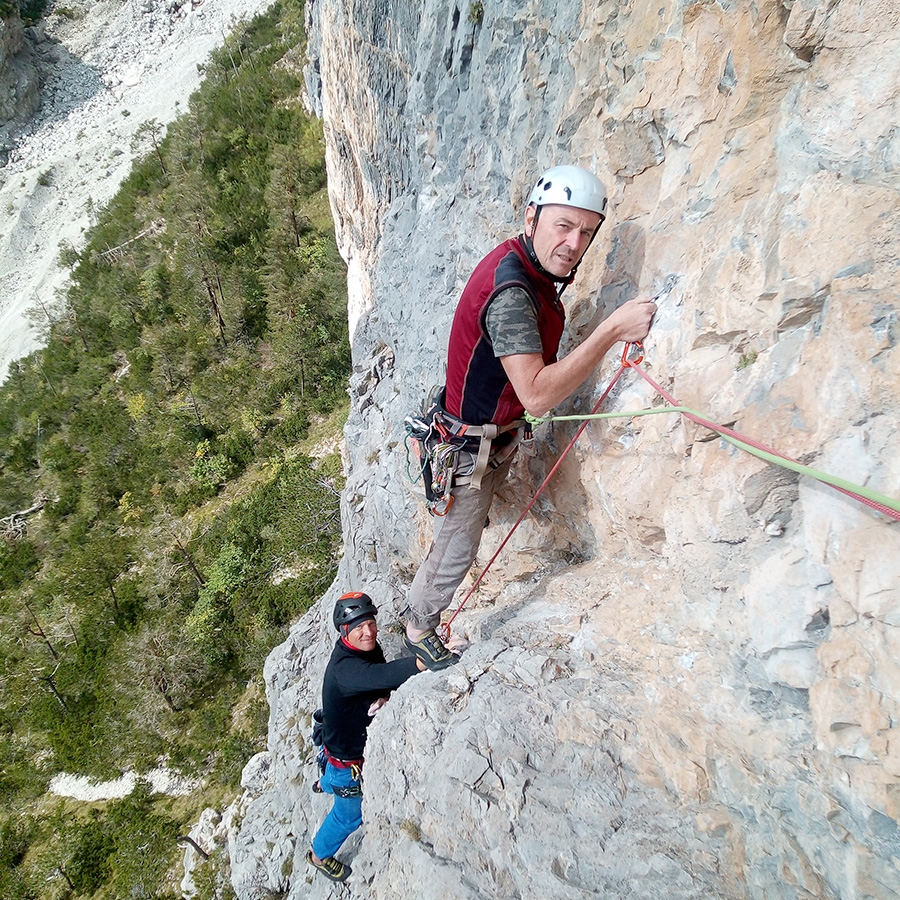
346;617;378;651
525;203;602;278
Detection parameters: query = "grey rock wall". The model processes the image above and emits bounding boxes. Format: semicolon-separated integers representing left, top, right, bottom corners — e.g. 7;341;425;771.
221;1;900;898
0;15;41;160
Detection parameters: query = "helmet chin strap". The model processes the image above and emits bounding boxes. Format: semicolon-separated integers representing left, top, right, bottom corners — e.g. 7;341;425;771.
522;205;602;300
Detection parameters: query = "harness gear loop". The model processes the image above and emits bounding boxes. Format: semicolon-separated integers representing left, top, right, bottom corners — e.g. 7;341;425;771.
405;388;528;513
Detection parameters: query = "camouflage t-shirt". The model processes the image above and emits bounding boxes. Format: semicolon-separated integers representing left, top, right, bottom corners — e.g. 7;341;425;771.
484;286;544;357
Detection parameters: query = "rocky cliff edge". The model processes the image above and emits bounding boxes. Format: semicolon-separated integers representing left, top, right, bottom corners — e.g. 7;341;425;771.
213;2;900;898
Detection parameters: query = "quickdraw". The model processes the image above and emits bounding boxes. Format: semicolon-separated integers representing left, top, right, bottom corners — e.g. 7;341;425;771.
621;340;644;366
428;441;460;516
404;405;459;516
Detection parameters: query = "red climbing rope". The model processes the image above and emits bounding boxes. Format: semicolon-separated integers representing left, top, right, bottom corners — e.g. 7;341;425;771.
440;363;631;640
624;360;900;523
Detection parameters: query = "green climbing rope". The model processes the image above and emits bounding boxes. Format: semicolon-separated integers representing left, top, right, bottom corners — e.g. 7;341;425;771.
525;405;900;517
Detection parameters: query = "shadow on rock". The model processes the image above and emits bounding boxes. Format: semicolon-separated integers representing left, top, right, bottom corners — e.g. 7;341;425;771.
1;24;104;165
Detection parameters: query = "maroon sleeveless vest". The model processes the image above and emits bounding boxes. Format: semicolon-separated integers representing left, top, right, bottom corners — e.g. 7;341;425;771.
444;237;565;426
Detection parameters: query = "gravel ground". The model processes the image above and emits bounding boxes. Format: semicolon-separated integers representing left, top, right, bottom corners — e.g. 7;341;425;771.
49;766;202;800
0;0;275;382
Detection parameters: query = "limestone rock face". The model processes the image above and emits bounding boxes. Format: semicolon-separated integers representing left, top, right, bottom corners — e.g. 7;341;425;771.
225;1;900;898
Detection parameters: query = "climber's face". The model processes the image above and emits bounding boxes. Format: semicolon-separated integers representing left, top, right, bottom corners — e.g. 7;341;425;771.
346;617;378;651
525;203;602;278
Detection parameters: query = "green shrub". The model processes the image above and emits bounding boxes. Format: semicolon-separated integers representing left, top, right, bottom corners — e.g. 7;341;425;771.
104;782;181;896
0;539;39;591
66;817;116;895
189;439;233;494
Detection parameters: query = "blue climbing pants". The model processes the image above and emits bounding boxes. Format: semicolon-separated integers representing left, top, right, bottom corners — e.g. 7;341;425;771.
311;762;363;859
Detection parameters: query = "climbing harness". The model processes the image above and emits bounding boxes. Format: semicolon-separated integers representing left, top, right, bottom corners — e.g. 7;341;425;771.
437;347;900;642
312;745;363;797
309;709;364;796
405;387;530;515
313;755;363;798
321;746;363;773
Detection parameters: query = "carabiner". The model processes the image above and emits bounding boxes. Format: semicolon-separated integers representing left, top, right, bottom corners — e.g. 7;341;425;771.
431;494;455;517
621;340;644;366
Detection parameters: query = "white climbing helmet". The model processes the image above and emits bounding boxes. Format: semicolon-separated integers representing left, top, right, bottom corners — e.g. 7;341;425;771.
527;165;608;220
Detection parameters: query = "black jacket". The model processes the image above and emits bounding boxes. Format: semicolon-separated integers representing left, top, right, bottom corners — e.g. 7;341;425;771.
321;638;419;760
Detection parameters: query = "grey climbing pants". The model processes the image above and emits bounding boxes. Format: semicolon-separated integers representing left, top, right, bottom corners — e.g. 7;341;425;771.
406;452;514;631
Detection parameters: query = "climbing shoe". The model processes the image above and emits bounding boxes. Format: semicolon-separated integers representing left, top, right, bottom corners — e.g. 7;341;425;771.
306;849;351;882
404;629;460;670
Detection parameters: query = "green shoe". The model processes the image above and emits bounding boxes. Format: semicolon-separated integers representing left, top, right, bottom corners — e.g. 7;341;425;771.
306;849;350;882
404;629;460;670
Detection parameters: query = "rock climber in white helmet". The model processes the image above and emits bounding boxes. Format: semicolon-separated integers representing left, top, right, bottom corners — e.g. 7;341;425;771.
404;165;656;669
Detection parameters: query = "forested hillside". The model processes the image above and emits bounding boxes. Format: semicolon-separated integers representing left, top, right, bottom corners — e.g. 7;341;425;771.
0;1;348;896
